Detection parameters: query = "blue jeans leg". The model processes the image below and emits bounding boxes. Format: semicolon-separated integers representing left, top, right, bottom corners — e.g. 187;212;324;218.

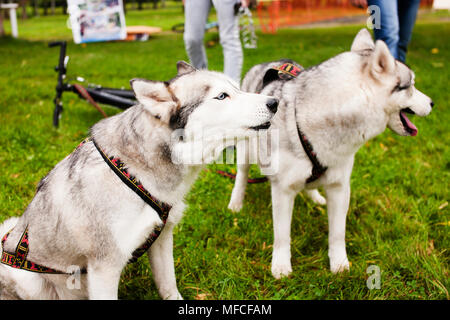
368;0;400;60
397;0;421;62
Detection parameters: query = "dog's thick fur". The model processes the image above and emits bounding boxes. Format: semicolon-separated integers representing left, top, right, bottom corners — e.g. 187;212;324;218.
0;62;277;299
228;29;433;278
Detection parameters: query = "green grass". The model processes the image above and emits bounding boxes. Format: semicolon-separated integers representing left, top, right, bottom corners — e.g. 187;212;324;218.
0;6;448;300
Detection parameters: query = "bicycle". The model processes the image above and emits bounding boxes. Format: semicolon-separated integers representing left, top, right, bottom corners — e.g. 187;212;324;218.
49;41;136;128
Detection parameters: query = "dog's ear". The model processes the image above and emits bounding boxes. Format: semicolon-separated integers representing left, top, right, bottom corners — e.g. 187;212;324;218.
351;28;375;52
130;78;179;124
369;40;396;77
177;61;196;76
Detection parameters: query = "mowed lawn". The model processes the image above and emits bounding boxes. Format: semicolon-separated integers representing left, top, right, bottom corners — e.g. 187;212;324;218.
0;7;448;299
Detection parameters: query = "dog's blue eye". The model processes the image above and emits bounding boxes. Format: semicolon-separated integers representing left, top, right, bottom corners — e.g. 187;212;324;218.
215;92;229;100
394;83;411;92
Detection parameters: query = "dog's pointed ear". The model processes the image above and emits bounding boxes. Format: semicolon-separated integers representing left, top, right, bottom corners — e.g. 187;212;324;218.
130;78;179;124
369;40;396;77
351;28;375;52
177;61;196;76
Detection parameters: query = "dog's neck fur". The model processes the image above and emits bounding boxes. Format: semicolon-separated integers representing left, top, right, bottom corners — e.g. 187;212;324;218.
90;105;224;205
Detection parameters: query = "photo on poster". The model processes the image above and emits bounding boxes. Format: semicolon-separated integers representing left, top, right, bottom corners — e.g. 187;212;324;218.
67;0;126;44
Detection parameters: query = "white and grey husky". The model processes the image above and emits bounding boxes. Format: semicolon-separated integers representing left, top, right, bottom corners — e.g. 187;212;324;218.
227;29;433;278
0;62;278;299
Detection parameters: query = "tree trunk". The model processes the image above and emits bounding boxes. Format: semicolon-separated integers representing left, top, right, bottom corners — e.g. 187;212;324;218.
33;0;39;17
0;10;5;37
20;0;28;20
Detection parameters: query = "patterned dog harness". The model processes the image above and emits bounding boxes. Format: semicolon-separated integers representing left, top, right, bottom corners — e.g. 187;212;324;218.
1;227;69;274
1;138;171;274
91;138;172;263
263;62;328;183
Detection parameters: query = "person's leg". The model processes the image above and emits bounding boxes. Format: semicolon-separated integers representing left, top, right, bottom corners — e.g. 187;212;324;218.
183;0;211;69
212;0;243;83
368;0;400;60
397;0;421;62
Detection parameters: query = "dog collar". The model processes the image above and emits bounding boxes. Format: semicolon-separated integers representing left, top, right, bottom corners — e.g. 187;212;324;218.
262;62;303;88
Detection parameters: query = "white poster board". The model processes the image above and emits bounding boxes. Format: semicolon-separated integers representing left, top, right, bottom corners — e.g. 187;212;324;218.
433;0;450;9
67;0;126;44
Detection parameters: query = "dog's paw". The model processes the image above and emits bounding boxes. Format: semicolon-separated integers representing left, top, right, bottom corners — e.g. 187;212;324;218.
228;199;243;212
164;291;183;300
312;194;326;206
271;263;292;279
305;189;326;206
329;258;350;274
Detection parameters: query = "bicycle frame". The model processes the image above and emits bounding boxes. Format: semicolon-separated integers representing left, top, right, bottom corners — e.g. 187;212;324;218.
49;41;136;128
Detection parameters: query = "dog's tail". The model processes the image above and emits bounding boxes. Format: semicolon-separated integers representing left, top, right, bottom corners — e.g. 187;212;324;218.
0;217;19;254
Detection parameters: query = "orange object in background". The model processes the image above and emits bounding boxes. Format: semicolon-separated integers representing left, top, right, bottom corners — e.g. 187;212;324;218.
126;26;162;41
256;0;435;34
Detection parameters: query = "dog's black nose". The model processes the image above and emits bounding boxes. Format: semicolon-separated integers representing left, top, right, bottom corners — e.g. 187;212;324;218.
430;101;434;108
266;98;279;113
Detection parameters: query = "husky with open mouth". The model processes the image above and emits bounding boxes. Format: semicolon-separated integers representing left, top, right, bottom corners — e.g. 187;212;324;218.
227;29;433;278
0;61;278;299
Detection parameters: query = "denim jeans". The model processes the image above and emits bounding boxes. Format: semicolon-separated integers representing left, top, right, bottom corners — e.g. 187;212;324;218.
368;0;421;62
183;0;243;83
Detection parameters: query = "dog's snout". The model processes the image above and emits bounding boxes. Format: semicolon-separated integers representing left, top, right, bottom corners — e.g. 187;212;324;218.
430;101;434;108
266;98;279;113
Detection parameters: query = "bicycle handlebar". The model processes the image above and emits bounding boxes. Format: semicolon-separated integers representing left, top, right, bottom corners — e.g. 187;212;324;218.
49;41;67;127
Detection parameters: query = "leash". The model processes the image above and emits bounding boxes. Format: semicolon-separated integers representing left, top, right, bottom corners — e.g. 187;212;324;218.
73;83;108;119
216;170;268;184
1;138;172;274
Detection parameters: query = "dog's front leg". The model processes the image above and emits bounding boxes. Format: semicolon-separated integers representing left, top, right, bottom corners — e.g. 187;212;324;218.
271;182;296;279
228;138;252;212
324;181;351;273
228;163;250;212
148;224;182;300
87;263;122;300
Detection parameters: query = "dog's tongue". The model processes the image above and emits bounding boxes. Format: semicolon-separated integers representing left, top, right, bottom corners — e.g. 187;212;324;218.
401;111;418;136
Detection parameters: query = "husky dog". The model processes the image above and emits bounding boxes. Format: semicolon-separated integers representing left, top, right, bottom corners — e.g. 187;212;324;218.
227;29;433;278
0;61;278;299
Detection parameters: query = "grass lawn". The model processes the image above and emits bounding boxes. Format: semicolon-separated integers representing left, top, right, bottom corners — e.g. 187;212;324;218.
0;5;448;300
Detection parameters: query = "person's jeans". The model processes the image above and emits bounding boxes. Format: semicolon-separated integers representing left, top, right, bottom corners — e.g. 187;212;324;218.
183;0;243;83
368;0;421;62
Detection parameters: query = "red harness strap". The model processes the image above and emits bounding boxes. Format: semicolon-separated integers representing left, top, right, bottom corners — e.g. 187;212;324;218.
273;62;303;78
1;138;172;274
1;227;68;274
90;138;172;263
